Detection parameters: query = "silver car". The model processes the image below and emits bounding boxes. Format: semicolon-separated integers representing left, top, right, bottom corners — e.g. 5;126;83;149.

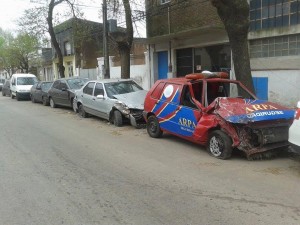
73;79;147;127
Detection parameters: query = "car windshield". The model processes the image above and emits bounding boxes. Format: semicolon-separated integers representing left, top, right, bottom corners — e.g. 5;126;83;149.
41;82;53;91
104;80;143;98
66;78;87;90
17;77;38;85
204;81;256;105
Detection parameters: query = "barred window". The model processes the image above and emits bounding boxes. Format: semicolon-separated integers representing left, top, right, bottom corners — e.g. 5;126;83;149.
250;0;300;31
249;34;300;58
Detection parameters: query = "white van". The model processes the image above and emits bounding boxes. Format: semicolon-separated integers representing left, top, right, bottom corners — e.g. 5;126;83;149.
10;73;38;100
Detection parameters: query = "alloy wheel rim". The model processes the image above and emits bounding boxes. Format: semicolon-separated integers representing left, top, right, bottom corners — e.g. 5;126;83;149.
210;136;222;157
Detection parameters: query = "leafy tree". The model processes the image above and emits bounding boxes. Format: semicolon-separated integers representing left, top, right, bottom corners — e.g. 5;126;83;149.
0;33;39;75
210;0;255;93
0;30;17;76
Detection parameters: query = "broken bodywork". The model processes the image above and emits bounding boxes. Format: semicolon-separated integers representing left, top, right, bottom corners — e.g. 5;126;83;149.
211;98;295;158
113;90;147;127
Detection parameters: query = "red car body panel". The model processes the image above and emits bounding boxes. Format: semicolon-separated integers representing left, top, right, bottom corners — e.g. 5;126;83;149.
144;76;295;158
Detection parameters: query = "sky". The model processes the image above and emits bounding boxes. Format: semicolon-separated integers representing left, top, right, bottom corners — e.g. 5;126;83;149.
0;0;102;32
0;0;146;37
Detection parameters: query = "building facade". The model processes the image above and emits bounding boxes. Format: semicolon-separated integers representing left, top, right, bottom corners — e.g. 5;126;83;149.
146;0;300;107
52;18;104;80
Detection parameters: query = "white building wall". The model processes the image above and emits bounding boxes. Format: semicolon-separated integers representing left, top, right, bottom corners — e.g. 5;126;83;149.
97;53;150;90
252;70;300;107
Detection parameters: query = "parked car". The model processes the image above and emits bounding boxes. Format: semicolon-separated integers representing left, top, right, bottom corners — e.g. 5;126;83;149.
48;77;88;109
30;81;53;106
0;78;4;91
143;72;295;160
289;101;300;151
1;79;11;97
73;79;147;127
10;73;38;100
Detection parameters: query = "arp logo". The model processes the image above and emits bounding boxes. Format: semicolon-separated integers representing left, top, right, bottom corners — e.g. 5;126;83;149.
245;104;277;114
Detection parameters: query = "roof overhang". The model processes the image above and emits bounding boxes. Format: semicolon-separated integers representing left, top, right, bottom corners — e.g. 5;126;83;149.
146;25;227;44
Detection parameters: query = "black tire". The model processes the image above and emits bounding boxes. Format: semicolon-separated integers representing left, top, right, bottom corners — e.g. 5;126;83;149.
16;92;20;101
207;130;232;159
78;104;88;118
113;110;123;127
2;91;5;96
31;94;36;103
42;97;48;106
49;97;56;108
147;115;163;138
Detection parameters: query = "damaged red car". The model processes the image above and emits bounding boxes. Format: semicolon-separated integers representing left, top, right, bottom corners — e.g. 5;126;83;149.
143;72;295;160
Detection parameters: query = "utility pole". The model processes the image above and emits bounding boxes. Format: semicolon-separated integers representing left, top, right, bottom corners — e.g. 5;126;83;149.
103;0;110;79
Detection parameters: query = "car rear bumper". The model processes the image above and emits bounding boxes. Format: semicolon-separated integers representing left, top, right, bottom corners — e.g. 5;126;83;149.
17;92;31;99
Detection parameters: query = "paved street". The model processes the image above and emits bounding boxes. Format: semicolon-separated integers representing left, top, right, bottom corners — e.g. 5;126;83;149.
0;96;300;225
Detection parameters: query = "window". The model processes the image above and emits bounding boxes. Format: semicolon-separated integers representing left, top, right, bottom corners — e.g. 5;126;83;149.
94;83;104;96
161;0;170;4
249;0;300;31
83;82;95;95
64;41;71;56
59;80;68;90
250;34;300;58
52;80;60;89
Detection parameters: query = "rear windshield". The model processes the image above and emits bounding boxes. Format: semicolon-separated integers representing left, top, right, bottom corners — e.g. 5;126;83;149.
66;78;87;90
42;82;53;91
17;77;38;85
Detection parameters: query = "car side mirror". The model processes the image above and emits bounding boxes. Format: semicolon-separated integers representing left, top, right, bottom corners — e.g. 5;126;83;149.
61;88;67;91
96;94;105;99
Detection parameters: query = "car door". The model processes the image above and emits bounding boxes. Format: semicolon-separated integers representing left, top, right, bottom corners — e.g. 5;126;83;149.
81;82;95;115
91;82;112;119
58;80;70;106
174;84;202;139
50;80;60;103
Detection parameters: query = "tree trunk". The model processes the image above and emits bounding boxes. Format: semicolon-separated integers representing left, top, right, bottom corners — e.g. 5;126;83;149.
119;44;131;79
211;0;255;94
109;0;133;79
47;0;65;78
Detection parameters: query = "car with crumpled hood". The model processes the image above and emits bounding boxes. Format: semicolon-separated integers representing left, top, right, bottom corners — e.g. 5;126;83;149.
73;79;147;127
143;72;295;160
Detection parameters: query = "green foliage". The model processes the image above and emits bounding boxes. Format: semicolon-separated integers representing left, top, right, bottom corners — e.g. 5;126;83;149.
0;33;39;74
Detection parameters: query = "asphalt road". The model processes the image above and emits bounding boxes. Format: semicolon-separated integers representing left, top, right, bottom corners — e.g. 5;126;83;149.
0;96;300;225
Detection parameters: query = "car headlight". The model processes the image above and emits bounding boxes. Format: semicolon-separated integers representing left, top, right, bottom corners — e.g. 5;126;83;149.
115;101;130;114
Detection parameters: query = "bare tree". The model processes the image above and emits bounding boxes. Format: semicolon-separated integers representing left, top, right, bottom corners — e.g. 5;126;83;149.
108;0;133;79
18;0;81;78
210;0;255;93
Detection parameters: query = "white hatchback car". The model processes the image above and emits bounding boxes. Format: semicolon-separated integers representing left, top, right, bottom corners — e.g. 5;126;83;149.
289;101;300;151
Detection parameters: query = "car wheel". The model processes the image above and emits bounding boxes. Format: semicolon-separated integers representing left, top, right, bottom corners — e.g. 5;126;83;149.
113;110;123;127
31;95;36;103
147;115;163;138
2;91;5;96
78;104;89;118
16;92;20;101
42;97;48;106
207;130;232;160
72;98;77;113
49;98;56;108
11;92;15;99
